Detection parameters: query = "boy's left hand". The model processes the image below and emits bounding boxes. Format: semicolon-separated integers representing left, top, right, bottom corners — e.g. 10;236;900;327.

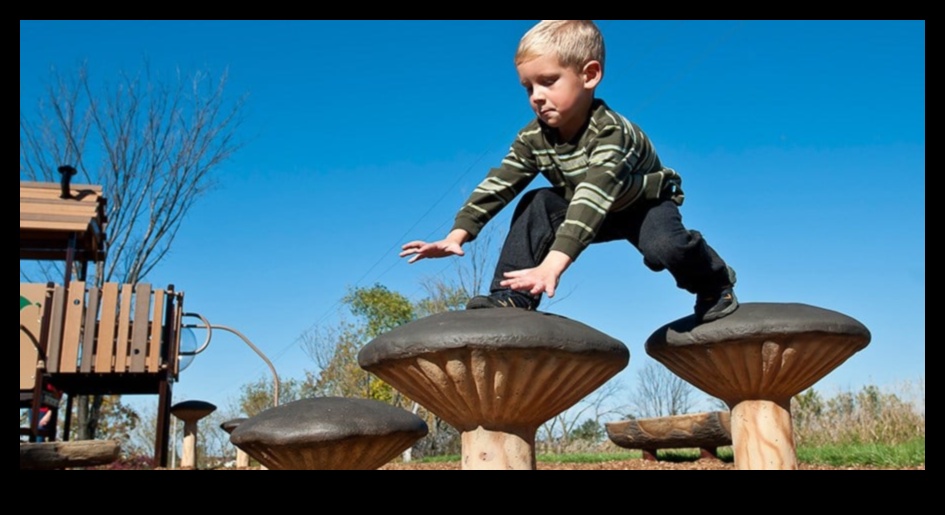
500;250;572;298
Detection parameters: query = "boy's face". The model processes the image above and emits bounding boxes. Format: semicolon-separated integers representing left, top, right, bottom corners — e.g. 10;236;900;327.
516;53;601;141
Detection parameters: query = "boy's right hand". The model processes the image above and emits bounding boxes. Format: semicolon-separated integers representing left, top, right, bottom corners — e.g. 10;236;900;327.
400;239;464;264
400;229;470;263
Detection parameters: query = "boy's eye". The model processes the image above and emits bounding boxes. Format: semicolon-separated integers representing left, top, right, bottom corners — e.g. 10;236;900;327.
540;76;557;87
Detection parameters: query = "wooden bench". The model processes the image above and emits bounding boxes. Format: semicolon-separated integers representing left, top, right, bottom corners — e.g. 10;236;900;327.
605;411;733;461
20;281;184;464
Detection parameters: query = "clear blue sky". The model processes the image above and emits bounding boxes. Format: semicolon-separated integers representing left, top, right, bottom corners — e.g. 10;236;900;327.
20;20;925;416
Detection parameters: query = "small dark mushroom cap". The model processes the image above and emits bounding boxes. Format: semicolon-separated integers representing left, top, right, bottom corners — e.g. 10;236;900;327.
229;397;428;469
220;417;248;434
359;309;628;368
170;400;217;422
230;397;428;447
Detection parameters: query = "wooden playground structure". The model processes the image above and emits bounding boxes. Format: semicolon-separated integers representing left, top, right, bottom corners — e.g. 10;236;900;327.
20;170;185;467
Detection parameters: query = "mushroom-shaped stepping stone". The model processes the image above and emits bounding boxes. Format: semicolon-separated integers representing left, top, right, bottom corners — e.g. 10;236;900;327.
220;418;250;469
170;400;216;469
358;309;629;470
645;302;870;470
229;397;428;470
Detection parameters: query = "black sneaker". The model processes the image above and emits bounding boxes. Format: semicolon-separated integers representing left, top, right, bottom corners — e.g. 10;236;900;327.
466;289;539;311
694;266;738;322
695;287;738;322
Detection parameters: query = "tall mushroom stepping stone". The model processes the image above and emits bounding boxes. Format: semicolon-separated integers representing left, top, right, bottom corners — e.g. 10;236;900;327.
358;309;630;470
229;397;428;470
645;302;870;470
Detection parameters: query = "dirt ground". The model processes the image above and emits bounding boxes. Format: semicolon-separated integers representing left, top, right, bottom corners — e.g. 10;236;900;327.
378;458;924;470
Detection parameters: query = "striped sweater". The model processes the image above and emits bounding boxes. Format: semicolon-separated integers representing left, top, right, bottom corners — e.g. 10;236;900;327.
452;99;684;260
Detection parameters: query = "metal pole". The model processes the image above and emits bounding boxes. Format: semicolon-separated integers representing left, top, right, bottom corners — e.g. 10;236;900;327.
170;418;177;469
209;325;281;407
180;314;281;408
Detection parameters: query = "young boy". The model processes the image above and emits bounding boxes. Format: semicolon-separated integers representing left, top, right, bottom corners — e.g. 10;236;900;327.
400;20;738;322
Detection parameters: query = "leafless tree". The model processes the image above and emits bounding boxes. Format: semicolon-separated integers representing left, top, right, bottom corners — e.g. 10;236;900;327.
538;379;629;453
20;61;247;439
628;361;697;418
454;223;498;298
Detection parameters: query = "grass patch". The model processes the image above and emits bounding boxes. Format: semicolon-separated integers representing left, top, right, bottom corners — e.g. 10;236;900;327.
418;439;924;468
797;437;925;468
537;451;638;464
416;453;461;463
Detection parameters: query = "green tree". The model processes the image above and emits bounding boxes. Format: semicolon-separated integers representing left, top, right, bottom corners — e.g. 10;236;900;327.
238;376;315;418
305;284;415;402
570;418;604;443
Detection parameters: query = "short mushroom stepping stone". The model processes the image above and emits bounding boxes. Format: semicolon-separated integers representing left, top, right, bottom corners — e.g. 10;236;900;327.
170;400;216;469
645;302;870;470
229;397;428;470
358;309;629;470
220;418;250;469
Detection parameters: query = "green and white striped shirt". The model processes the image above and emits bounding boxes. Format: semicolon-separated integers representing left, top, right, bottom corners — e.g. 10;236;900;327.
453;99;684;260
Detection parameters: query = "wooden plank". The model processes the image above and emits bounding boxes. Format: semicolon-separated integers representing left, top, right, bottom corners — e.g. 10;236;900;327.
94;283;119;373
79;286;101;373
58;281;86;373
114;284;134;373
20;201;101;217
169;290;184;377
18;193;102;206
20;284;48;390
45;286;66;373
148;289;166;373
20;181;103;200
20;213;92;231
20;181;102;197
130;284;152;372
20;194;101;205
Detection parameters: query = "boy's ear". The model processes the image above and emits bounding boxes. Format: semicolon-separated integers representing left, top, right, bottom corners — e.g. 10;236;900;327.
582;60;603;90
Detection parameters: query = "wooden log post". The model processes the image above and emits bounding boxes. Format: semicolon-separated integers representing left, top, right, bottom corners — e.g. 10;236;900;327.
20;440;120;470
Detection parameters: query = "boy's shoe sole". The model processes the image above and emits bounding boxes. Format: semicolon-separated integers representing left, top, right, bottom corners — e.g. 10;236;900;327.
466;294;537;311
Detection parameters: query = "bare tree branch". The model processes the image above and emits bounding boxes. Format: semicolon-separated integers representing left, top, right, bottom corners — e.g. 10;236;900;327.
20;60;248;439
628;361;698;418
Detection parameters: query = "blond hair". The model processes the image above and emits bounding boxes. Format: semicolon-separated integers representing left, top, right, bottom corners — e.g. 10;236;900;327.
515;20;605;73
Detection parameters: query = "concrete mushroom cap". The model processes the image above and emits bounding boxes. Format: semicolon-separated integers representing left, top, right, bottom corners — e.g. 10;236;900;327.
646;302;871;349
645;302;871;404
230;397;428;447
358;309;629;367
220;418;247;434
170;400;217;422
358;309;629;430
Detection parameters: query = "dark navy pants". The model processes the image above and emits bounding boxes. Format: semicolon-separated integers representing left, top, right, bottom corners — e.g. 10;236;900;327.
490;188;732;304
